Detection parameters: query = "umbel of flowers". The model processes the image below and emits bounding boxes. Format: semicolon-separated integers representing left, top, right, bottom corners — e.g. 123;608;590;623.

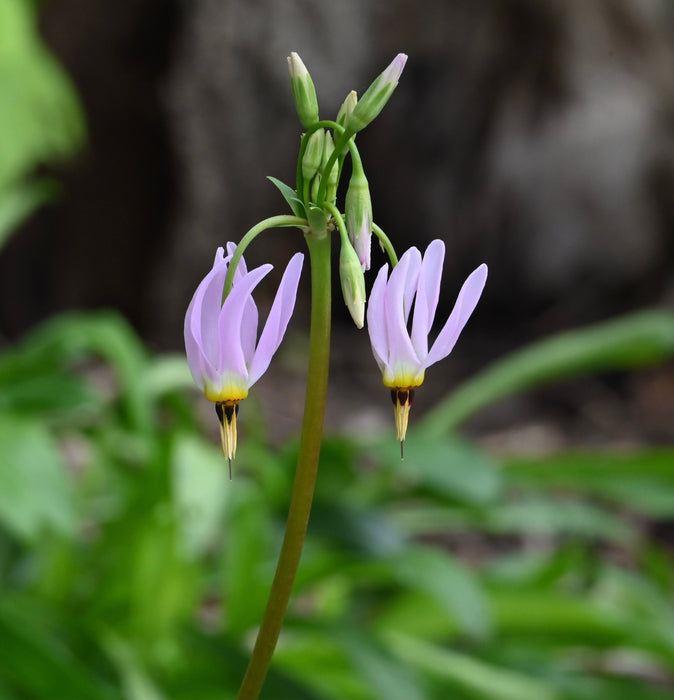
183;51;487;700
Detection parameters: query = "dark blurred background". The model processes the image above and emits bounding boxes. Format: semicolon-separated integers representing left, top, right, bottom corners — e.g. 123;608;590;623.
1;0;674;437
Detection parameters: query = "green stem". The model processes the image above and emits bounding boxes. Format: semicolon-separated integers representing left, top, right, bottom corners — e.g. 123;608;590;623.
236;231;332;700
323;202;348;245
223;215;308;300
372;222;398;267
316;126;355;206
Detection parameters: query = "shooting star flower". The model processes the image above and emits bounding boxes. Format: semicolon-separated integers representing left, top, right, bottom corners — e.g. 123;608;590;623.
366;240;487;454
184;244;304;474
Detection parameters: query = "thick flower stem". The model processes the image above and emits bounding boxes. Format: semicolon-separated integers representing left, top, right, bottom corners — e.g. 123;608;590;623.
236;232;331;700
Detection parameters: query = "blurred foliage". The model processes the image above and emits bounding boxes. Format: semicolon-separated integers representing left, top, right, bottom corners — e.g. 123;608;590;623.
0;0;85;250
1;309;673;699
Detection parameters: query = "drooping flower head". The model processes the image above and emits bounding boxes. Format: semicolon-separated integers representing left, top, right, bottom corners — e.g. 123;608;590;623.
185;244;303;472
367;240;487;452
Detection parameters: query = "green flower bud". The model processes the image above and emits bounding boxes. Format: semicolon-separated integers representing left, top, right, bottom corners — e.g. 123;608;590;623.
302;129;325;181
336;90;358;128
287;52;320;128
310;171;322;203
339;239;366;329
345;162;373;270
346;53;407;134
321;131;339;205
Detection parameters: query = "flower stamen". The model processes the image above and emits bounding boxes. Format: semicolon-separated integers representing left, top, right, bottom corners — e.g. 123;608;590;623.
390;387;415;457
215;401;240;479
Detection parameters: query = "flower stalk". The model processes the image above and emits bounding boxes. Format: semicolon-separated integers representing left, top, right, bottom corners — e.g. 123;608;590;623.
236;231;332;700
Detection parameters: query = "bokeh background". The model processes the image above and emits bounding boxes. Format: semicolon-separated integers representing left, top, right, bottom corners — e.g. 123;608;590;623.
1;1;674;698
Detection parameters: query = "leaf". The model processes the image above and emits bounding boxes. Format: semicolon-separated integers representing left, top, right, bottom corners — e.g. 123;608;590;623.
223;483;274;637
505;449;674;517
384;632;561;700
267;176;306;217
336;629;427;700
170;432;229;559
420;309;674;434
0;0;85;190
390;546;492;640
0;178;58;251
0;594;115;700
0;312;152;431
306;204;329;234
485;497;633;542
374;434;502;505
0;413;76;541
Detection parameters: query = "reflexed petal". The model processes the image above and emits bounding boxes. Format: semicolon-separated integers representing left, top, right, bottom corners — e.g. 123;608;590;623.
425;263;488;368
385;250;422;377
248;253;304;386
411;239;445;359
400;247;421;324
217;264;272;380
239;296;259;365
187;258;230;368
225;241;249;280
366;263;390;374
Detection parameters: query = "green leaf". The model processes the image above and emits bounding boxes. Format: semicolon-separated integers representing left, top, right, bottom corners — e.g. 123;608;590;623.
485;497;633;542
267;176;306;217
0;0;85;190
223;483;274;637
336;629;427;700
420;309;674;434
306;204;329;234
0;178;58;251
0;312;152;431
384;632;561;700
170;432;229;559
0;413;76;541
0;594;115;700
390;546;492;640
374;434;501;505
505;449;674;517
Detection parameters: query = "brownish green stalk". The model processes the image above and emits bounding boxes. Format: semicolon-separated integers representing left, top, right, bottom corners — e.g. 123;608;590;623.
236;231;331;700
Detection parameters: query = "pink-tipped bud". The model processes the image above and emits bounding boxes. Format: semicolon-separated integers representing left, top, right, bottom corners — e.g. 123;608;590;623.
346;53;408;134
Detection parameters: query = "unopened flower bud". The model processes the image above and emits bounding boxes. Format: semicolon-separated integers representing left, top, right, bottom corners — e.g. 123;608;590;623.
336;90;358;128
346;53;407;134
345;162;373;270
287;52;320;128
321;131;339;204
302;129;325;181
339;239;366;328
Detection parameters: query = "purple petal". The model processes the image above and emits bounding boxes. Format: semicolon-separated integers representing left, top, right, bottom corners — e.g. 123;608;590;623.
411;240;445;359
225;241;248;279
217;264;272;380
239;296;259;364
384;249;422;376
366;262;390;374
425;263;488;368
186;257;230;369
400;247;422;324
248;253;304;386
380;53;408;87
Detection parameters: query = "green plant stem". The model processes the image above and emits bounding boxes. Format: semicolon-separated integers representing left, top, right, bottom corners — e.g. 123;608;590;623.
372;222;398;267
236;231;332;700
223;215;308;299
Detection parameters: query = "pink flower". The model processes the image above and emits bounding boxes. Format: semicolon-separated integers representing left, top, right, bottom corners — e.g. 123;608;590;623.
367;240;487;446
185;244;303;467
